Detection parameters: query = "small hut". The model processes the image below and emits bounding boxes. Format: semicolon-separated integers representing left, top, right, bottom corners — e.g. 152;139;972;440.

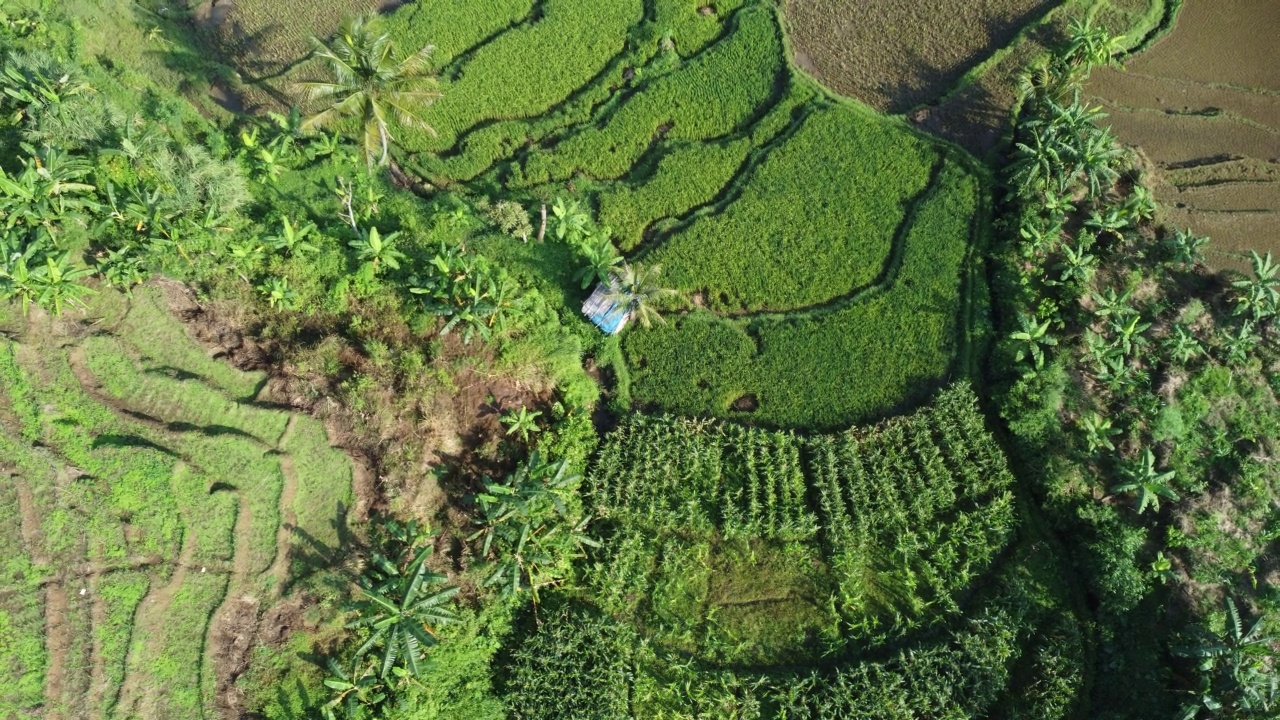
581;282;631;334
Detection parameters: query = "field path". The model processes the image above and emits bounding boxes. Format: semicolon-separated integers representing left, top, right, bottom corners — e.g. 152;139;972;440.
268;414;300;597
116;531;196;719
13;476;72;718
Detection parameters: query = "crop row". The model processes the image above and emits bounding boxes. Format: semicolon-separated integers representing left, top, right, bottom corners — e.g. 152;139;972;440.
809;384;1016;638
589;384;1016;641
589;414;818;541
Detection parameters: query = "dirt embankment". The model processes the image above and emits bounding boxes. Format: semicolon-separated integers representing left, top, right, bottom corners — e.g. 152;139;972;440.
1087;0;1280;269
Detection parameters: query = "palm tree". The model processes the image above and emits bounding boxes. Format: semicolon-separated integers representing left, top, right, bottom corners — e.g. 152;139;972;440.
1109;449;1178;514
1065;17;1125;73
350;543;458;680
297;15;441;167
604;262;676;330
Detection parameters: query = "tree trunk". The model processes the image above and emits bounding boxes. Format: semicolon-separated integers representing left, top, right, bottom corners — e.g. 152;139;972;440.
537;203;547;244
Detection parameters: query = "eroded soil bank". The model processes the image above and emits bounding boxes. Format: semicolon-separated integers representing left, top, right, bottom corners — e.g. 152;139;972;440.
1088;0;1280;268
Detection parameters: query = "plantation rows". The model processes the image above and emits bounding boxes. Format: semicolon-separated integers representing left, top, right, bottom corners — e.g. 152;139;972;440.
0;289;353;719
589;384;1014;636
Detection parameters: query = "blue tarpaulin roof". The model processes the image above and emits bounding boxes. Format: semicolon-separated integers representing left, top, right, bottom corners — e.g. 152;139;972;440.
582;283;630;334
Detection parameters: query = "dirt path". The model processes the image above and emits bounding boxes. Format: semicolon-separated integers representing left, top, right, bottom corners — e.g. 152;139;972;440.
86;550;109;715
269;415;300;598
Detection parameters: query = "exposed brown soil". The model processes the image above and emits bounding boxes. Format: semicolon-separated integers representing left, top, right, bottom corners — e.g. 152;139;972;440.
1087;0;1280;269
782;0;1058;113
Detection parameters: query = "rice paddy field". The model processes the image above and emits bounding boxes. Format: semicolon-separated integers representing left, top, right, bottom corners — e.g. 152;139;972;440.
355;0;988;429
0;287;354;720
1086;0;1280;268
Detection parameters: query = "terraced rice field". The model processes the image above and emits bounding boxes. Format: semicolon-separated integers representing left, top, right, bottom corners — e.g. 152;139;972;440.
385;2;986;429
1087;0;1280;267
199;0;988;428
0;286;355;720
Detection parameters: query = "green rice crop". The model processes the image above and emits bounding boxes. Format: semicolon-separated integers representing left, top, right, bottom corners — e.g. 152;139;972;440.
400;0;643;152
625;160;979;429
516;6;784;187
649;105;938;312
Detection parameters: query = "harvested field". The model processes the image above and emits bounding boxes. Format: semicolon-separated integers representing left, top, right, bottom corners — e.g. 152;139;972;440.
0;285;355;719
781;0;1059;113
1087;0;1280;266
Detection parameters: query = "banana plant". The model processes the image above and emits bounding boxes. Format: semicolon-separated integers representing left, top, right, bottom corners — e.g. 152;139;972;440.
265;216;320;257
349;226;406;272
321;657;387;720
1109;449;1178;514
1055;239;1098;284
1090;287;1133;319
1231;251;1280;322
1079;412;1120;454
1174;596;1279;719
551;196;590;243
349;543;459;680
1165;227;1209;267
31;251;94;315
1010;314;1058;374
469;452;599;602
1164;324;1204;365
258;276;298;310
1108;312;1151;356
573;230;623;289
501;406;542;442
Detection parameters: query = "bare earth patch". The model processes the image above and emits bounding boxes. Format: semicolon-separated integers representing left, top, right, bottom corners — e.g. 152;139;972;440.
1087;0;1280;269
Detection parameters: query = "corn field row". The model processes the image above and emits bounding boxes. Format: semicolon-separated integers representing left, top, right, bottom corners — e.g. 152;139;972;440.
590;386;1017;639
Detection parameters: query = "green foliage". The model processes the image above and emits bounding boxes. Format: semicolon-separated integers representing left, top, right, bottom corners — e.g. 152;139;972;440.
298;14;441;167
470;452;597;600
499;600;634;720
1175;596;1280;719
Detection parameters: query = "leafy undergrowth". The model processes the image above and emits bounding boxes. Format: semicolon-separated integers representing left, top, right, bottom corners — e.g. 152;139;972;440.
0;286;353;719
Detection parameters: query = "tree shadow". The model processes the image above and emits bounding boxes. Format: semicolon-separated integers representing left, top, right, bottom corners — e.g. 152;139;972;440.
91;433;181;458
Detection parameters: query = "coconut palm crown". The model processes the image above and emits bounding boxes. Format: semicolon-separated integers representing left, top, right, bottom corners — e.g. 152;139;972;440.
297;15;440;167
